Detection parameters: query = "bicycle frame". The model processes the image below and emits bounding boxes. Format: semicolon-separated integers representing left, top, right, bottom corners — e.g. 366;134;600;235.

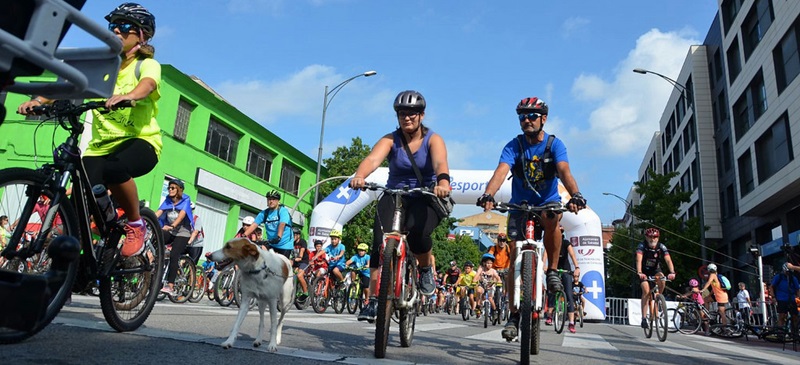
511;219;546;313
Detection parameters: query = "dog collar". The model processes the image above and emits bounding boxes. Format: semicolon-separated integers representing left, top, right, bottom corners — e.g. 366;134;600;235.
247;263;270;276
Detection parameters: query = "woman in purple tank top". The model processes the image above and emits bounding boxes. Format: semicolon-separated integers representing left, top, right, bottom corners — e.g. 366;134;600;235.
348;90;452;322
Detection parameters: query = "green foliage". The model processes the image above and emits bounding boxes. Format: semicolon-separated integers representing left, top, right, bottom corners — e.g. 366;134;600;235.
606;168;703;297
432;232;481;272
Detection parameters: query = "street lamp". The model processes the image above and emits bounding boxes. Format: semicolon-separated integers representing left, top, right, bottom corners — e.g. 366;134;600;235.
749;244;768;326
314;70;377;206
633;68;706;262
602;192;632;226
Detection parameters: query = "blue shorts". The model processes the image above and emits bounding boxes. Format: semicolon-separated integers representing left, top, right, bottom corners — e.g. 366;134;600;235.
329;261;345;271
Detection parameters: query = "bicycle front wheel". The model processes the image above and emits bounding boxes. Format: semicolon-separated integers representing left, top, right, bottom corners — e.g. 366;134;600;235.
374;238;397;359
0;168;80;344
654;294;668;342
577;301;584;328
188;267;205;303
553;290;566;334
520;250;534;363
99;207;165;332
399;253;417;348
214;269;234;306
346;281;360;314
169;256;195;304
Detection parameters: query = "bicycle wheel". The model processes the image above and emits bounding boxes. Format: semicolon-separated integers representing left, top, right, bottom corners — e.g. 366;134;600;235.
399;250;417;348
676;306;702;335
654;294;668;342
577;301;584;328
188;267;205;303
99;207;165;332
311;277;328;314
375;238;397;359
460;296;470;321
643;298;654;338
0;168;80;344
483;300;490;329
332;286;346;314
520;250;534;363
346;281;360;314
214;269;234;306
294;276;310;311
553;290;566;334
169;256;195;304
667;308;679;333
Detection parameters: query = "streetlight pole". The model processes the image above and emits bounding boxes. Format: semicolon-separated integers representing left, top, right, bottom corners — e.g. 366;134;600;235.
314;70;377;206
633;68;706;262
602;192;632;226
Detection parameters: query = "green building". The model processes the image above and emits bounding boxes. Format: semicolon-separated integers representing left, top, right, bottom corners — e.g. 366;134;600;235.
0;64;320;254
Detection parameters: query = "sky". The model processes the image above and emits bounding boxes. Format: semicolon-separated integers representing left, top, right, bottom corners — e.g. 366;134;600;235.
62;0;721;225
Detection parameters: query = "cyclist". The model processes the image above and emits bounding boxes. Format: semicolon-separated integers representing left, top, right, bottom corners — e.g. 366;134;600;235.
700;263;731;328
488;233;511;279
572;273;586;318
311;229;346;286
476;97;587;340
155;179;194;296
636;227;676;329
769;263;800;330
18;2;161;258
546;227;580;333
456;261;479;315
292;227;310;299
243;190;293;259
475;253;502;319
308;239;329;279
345;243;372;299
235;216;258;241
186;203;204;263
349;90;451;322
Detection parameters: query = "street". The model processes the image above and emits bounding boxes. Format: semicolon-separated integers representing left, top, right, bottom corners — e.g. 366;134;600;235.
1;294;797;365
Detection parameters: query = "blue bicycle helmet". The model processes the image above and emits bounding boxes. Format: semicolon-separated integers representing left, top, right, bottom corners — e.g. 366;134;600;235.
481;253;495;263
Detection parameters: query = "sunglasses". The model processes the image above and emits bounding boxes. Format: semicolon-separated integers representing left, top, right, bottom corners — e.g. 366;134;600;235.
108;22;139;33
398;110;420;118
168;186;178;190
518;112;543;122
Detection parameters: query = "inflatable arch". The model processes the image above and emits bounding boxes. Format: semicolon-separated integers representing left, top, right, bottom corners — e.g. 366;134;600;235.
307;168;606;320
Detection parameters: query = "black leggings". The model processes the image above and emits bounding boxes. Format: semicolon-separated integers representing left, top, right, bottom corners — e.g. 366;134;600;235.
83;138;158;186
369;194;441;269
164;233;191;284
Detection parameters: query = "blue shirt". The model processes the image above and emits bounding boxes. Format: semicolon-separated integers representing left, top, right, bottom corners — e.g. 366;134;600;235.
325;243;345;267
770;273;800;302
254;206;293;250
386;129;436;188
499;132;567;206
348;254;371;277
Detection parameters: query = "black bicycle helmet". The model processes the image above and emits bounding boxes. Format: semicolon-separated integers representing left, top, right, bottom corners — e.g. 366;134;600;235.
464;261;474;268
393;90;426;112
265;190;281;200
105;3;156;39
516;97;548;115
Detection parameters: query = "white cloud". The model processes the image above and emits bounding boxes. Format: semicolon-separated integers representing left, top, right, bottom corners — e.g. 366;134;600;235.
561;17;590;39
571;28;700;156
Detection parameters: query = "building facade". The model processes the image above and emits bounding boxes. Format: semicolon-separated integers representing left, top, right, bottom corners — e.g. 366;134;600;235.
0;64;320;255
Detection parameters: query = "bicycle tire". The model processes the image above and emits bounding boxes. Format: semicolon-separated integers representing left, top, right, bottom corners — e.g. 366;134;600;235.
169;256;195;304
667;308;679;333
399;246;417;348
311;277;327;314
676;305;702;335
375;237;397;359
0;168;80;344
99;207;165;332
188;267;205;303
655;294;668;342
214;269;235;306
577;301;584;328
333;286;346;314
553;290;566;334
294;275;310;311
643;297;654;338
346;281;360;314
484;300;489;328
520;250;534;363
461;295;470;321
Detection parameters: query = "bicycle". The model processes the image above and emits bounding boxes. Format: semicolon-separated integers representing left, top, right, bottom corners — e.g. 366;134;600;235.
550;269;572;335
459;286;473;321
0;100;165;343
491;200;566;363
293;267;313;310
669;297;739;337
642;276;669;342
495;271;509;322
361;183;437;358
573;293;584;328
157;245;195;304
188;264;208;303
480;281;500;328
310;270;345;314
345;266;367;314
213;261;236;307
443;284;457;315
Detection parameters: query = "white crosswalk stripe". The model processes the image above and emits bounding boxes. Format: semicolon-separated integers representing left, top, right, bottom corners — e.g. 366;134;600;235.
562;332;618;351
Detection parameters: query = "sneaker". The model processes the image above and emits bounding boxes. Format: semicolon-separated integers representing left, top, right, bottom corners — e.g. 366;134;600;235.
299;291;309;300
501;312;520;340
546;270;563;292
545;317;553;326
418;266;435;295
568;323;576;333
358;299;377;323
121;223;146;257
640;317;648;329
160;286;175;296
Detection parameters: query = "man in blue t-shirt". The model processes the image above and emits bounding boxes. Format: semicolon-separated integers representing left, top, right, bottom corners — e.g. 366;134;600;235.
770;263;800;329
243;190;293;259
476;97;587;341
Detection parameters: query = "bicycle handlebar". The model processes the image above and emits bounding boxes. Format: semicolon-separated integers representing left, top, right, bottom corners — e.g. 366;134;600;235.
491;200;567;215
361;182;438;198
28;99;135;118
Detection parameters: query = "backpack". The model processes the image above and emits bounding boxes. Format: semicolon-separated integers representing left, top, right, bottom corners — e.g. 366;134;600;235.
511;134;557;183
718;274;732;291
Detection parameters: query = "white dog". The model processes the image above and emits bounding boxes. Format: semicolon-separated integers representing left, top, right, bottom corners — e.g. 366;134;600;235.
207;237;294;352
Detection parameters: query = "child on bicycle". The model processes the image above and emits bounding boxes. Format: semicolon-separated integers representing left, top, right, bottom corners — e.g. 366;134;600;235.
456;261;479;315
345;243;371;299
18;3;161;258
475;253;502;319
308;240;329;279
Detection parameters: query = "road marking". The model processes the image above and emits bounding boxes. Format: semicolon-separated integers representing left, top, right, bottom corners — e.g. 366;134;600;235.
465;329;506;342
562;332;618;351
636;337;727;360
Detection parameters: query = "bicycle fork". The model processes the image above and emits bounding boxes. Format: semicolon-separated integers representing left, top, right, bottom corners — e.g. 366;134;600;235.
512;239;546;312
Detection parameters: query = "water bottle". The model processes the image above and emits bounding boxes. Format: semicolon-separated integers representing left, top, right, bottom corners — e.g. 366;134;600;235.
92;184;117;223
525;220;535;240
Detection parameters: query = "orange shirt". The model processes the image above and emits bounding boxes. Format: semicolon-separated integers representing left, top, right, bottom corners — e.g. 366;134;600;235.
710;274;729;304
489;244;511;269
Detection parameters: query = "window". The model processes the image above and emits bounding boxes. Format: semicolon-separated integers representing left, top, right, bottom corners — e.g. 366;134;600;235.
205;118;239;164
664;115;675;147
732;94;751;140
279;163;301;196
750;70;768;121
722;0;743;35
755;114;793;183
717;92;729;128
774;19;800;93
727;38;742;83
663;156;673;175
738;150;754;197
742;0;774;60
722;138;733;173
732;71;766;141
714;49;724;84
683;121;693;155
246;143;273;182
725;184;737;219
173;98;194;142
692;159;699;193
673;138;683;167
680;170;692;193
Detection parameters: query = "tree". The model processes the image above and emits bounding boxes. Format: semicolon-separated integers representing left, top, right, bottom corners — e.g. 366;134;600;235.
605;168;703;297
